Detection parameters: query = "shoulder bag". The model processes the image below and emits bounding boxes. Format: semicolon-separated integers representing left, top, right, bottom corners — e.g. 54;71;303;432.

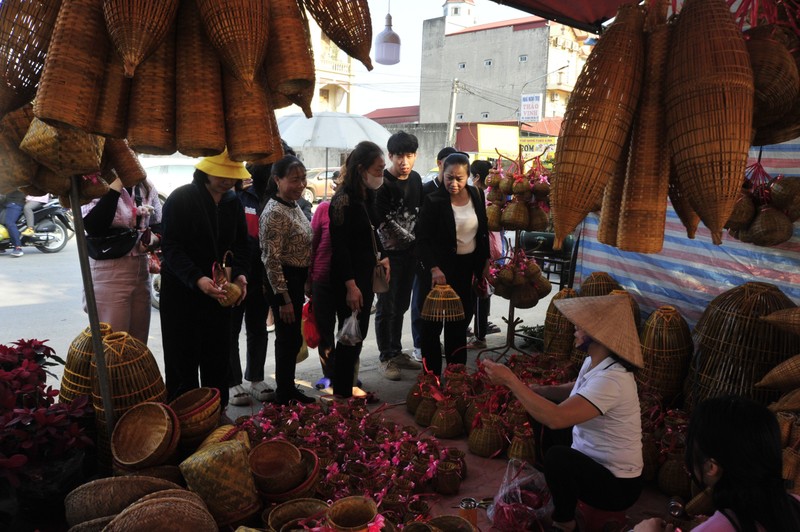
364;204;389;294
86;186;142;260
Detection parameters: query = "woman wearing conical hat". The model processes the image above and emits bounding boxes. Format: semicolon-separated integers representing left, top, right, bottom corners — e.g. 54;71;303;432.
484;294;644;532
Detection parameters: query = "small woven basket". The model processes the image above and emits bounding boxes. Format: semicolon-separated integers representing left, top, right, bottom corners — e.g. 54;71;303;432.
422;285;465;322
770;178;800;222
176;0;225;158
326;496;378;532
746;206;794;247
34;0;109;132
433;460;462;495
249;439;305;494
111;402;177;470
20;118;105;177
467;414;506;458
501;199;529;231
507;425;536;464
431;399;465;439
414;390;438;428
195;0;270;83
103;0;179;78
428;515;477;532
59;323;113;405
657;451;692;499
267;498;329;532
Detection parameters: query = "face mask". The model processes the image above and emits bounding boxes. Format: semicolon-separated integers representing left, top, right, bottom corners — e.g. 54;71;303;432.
364;172;383;190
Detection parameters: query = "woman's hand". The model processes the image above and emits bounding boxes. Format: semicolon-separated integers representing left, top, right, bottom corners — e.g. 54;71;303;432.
233;275;247;306
345;281;362;312
197;276;226;301
304;279;312;298
279;302;294;323
482;359;516;388
633;518;675;532
379;257;391;283
431;266;446;286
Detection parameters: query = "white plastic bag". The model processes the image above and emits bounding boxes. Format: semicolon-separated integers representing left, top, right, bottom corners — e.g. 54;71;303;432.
486;459;553;531
336;310;363;346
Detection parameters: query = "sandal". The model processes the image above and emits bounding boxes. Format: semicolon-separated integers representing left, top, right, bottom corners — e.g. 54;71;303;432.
249;381;276;402
228;384;251;406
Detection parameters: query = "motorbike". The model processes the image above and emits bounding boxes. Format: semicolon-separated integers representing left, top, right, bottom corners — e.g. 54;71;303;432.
0;198;74;253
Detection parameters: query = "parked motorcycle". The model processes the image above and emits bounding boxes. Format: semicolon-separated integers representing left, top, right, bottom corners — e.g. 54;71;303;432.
0;199;74;253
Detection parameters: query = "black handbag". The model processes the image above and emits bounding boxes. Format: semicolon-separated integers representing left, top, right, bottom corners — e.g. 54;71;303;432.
85;185;142;260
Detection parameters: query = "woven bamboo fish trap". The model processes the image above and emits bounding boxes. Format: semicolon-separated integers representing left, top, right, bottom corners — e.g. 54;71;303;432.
104;495;217;532
686;283;800;410
422;285;465;322
596;135;630;247
103;138;147;188
179;440;261;527
725;190;756;231
176;0;225;158
771;178;800;222
637;306;693;403
195;0;269;84
0;0;61;116
91;50;131;139
103;0;179;78
757;354;800;392
745;25;799;129
507;425;536;464
617;22;671;254
302;0;373;71
432;460;462;495
0;127;37;194
468;414;506;458
414;388;438;427
222;68;274;162
431;399;465;439
745;206;794;247
668;163;700;239
664;0;754;246
20;118;105;177
761;307;800;337
34;0;109;132
578;271;621;297
60;322;113;405
127;29;176;155
266;0;316;97
550;3;645;250
657;451;692;499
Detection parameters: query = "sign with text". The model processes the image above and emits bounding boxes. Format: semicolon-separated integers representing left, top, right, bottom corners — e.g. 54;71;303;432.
520;93;543;123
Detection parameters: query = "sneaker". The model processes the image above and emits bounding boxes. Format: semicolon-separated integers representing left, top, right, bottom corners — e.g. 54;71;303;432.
395;352;422;370
249;381;276;402
487;322;502;335
412;348;423;362
21;227;34;237
467;336;487;349
228;384;251;406
315;377;331;390
380;359;401;381
10;247;23;257
266;323;275;332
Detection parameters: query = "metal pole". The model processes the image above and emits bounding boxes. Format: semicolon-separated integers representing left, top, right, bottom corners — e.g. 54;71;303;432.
69;175;115;431
324;147;329;200
446;78;459;147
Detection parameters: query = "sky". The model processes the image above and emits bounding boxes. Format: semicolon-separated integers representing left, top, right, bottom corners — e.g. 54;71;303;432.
350;0;528;115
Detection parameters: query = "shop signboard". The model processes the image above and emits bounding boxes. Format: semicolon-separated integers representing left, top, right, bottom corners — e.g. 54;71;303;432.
520;93;543;123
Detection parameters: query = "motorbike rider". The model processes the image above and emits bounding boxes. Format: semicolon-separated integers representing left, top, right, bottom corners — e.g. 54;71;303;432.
2;189;25;257
22;193;49;237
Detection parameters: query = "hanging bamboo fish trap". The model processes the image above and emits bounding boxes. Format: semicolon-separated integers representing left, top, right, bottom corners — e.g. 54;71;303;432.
301;0;373;71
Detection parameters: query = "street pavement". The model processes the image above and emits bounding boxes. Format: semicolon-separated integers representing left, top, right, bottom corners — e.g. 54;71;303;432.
0;237;557;412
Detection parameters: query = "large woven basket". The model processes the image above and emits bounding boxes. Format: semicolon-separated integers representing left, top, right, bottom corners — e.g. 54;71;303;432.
111;402;178;470
266;0;316;97
745;25;799;128
195;0;269;84
596;136;629;247
0;0;61;116
103;0;179;78
664;0;754;245
92;50;131;139
637;306;693;403
550;3;645;249
578;271;621;297
64;475;181;527
179;440;261;527
686;282;800;410
20;118;105;177
103;495;217;531
60;323;113;405
103;138;147;188
222;68;275;162
127;29;177;155
617;22;671;254
544;288;578;360
34;0;109;132
176;0;225;158
668;163;700;239
302;0;373;71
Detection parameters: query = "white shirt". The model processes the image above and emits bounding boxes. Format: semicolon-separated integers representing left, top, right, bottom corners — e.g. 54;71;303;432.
570;357;643;478
453;198;478;255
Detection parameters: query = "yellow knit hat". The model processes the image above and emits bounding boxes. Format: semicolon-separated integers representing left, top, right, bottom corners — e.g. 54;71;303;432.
195;149;250;180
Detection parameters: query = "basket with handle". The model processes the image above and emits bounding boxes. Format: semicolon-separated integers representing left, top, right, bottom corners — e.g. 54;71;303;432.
421;285;464;322
266;0;316;97
102;0;180;78
176;0;225;158
212;250;242;307
301;0;373;71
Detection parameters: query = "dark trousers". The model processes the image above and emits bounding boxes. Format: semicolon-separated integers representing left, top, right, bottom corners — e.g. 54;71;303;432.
545;446;643;522
473;294;491;339
4;202;22;247
331;271;373;398
421;253;475;376
410;264;430;350
311;280;337;378
375;252;416;361
160;271;232;408
264;265;307;402
229;259;269;385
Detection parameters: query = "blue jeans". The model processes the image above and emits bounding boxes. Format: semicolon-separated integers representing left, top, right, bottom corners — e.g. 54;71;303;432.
4;202;22;247
374;252;416;361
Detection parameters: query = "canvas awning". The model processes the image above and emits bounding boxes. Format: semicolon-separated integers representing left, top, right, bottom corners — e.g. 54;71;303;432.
490;0;637;33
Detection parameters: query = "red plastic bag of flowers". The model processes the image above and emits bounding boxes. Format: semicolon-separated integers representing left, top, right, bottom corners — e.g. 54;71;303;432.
302;299;321;349
487;458;553;531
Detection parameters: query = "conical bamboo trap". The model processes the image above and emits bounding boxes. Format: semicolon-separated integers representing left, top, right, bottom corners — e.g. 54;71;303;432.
92;50;131;139
422;285;465;322
745;25;799;129
637;306;692;403
596;135;630;247
668;162;700;239
664;0;754;245
550;3;645;250
301;0;373;71
222;68;274;162
267;0;316;97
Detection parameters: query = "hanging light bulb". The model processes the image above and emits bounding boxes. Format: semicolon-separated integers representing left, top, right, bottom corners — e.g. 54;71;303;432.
375;0;400;65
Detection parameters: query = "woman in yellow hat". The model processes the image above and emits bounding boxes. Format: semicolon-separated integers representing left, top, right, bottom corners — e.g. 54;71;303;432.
483;294;644;532
159;150;250;410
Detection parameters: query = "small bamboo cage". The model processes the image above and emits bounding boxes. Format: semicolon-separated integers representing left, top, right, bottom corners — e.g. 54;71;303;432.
422;285;465;322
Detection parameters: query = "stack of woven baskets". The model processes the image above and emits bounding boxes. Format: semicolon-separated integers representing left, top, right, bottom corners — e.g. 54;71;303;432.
110;402;181;474
168;387;222;451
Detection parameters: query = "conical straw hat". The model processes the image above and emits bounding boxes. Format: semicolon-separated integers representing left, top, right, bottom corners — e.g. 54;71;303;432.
553;294;644;368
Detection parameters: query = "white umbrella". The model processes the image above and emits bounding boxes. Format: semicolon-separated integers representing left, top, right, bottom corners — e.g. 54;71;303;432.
277;111;391;151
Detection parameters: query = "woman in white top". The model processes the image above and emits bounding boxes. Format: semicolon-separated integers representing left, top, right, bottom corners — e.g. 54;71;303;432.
416;152;490;376
484;294;644;532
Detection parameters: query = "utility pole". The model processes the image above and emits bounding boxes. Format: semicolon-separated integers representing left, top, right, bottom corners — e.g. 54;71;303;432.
446;78;459;147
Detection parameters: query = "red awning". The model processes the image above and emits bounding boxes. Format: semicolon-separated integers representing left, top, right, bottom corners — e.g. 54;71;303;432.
489;0;638;33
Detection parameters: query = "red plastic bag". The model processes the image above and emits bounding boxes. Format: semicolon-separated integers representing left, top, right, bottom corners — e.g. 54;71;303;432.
302;299;320;349
147;252;161;274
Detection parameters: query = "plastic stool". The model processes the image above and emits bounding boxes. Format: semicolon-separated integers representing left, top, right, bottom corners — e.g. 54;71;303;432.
575;500;629;532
